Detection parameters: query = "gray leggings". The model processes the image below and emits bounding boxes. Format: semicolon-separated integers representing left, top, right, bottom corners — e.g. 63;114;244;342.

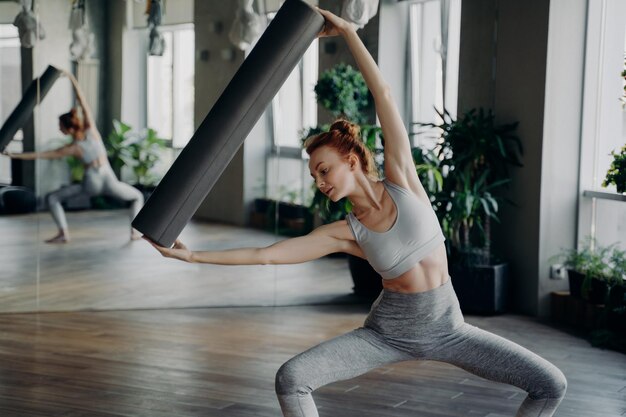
46;165;144;231
276;279;567;417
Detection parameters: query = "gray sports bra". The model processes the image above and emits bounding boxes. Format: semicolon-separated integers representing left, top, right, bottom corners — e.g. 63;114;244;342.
346;179;445;279
76;129;107;165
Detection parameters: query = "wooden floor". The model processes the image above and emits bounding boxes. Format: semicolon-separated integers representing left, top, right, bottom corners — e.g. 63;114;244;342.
0;306;623;417
0;210;353;312
1;210;625;416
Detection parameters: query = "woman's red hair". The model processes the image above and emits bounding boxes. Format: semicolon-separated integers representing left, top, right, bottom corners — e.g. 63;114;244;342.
304;119;378;180
59;108;85;132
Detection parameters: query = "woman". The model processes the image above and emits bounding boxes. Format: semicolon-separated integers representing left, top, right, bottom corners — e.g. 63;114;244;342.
147;9;567;417
4;70;144;243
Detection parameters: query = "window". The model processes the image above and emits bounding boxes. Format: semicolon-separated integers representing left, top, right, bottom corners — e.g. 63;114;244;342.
578;0;626;250
147;25;195;148
271;39;319;148
408;0;461;149
267;38;319;205
0;24;22;184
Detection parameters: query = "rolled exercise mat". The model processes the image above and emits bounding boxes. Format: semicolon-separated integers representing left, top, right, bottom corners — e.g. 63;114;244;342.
0;65;62;152
133;0;324;247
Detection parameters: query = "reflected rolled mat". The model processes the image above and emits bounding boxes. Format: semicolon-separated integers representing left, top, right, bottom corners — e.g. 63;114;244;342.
0;65;62;152
132;0;324;247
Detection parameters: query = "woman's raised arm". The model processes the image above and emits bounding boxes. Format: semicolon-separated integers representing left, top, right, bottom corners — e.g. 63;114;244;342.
63;70;98;134
318;9;429;201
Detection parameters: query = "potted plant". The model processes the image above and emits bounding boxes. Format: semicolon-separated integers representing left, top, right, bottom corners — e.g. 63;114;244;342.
553;238;626;352
251;185;314;237
276;185;314;236
415;108;523;314
602;144;626;194
553;237;625;305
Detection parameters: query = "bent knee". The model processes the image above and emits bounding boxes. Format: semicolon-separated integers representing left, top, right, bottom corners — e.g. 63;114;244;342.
46;193;59;205
548;369;567;398
532;368;567;400
275;361;311;396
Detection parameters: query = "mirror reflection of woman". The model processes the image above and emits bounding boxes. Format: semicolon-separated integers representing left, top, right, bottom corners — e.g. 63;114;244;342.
147;9;566;417
4;70;144;244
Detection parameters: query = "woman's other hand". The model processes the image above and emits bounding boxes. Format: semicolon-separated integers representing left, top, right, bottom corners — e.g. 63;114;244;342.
144;238;195;263
316;8;354;37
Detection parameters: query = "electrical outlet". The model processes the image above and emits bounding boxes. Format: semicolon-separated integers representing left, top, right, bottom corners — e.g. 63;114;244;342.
550;264;567;280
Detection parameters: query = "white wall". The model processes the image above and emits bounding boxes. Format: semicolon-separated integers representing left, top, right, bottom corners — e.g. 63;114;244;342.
538;0;588;317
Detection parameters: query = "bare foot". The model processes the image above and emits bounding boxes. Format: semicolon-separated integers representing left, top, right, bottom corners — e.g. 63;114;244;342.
45;233;69;244
130;230;142;241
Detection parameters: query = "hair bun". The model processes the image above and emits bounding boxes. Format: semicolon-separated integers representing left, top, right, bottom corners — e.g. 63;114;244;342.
330;119;360;139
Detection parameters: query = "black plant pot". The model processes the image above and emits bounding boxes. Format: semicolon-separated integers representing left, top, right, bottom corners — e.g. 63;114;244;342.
450;262;509;314
587;277;609;305
347;254;382;300
609;284;626;307
607;310;626;334
567;269;585;299
254;198;275;214
278;202;308;219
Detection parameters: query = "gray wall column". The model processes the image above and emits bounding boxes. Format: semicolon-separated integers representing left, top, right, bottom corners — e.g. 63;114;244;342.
458;0;587;316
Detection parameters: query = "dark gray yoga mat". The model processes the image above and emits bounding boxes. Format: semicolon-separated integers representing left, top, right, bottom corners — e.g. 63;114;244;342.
0;65;62;152
133;0;324;247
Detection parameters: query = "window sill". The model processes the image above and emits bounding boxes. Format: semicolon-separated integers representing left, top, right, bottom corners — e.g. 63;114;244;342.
582;190;626;202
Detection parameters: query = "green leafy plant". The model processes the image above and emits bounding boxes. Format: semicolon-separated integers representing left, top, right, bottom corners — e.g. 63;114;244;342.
127;127;167;187
411;147;444;195
552;236;626;298
314;63;371;124
415;108;523;265
602;144;626;194
66;156;85;183
105;120;167;187
105;120;134;178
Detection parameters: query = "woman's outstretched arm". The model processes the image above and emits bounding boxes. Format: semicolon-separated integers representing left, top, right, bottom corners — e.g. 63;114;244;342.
3;144;78;160
146;221;364;265
318;9;429;202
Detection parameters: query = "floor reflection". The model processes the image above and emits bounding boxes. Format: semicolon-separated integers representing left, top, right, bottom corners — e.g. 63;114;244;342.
0;210;354;312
